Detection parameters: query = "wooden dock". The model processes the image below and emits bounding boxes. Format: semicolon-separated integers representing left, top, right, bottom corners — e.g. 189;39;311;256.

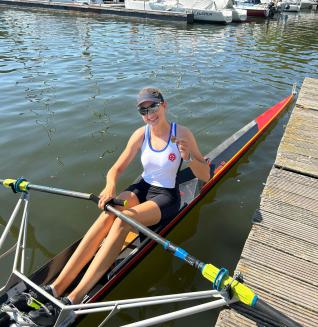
215;78;318;327
0;0;194;23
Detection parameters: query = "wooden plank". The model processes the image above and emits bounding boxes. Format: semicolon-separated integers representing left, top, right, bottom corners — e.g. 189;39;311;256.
268;167;318;189
276;101;318;175
216;309;258;327
249;225;318;264
253;210;318;245
260;187;318;216
297;100;318;112
297;77;318;111
261;185;318;215
259;198;318;229
288;106;318;127
301;77;318;90
241;238;318;287
236;259;318;316
279;141;318;160
264;170;318;200
275;153;318;178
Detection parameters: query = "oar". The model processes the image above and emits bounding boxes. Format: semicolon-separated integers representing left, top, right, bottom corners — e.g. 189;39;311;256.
0;178;126;207
0;178;302;327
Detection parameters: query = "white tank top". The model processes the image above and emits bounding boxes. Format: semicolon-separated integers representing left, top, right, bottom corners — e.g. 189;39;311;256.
141;122;181;188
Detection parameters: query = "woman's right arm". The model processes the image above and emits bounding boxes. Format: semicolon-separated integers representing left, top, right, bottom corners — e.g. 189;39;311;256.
98;127;144;209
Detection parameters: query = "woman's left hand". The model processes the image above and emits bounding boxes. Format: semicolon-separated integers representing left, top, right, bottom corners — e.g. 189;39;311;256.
175;138;191;161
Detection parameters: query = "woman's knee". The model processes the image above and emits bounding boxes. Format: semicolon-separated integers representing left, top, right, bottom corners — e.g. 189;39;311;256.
118;191;140;209
111;217;132;234
96;211;116;227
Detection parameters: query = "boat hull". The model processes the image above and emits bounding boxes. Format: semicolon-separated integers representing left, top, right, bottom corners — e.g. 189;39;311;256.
191;9;233;23
300;0;315;9
0;94;295;326
232;8;248;21
234;4;269;17
279;4;301;11
125;0;234;23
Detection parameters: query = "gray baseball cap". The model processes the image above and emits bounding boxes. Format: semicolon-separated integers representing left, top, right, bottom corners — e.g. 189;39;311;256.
137;87;164;106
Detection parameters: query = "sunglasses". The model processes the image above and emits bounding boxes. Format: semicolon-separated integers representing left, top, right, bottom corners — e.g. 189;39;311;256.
138;102;161;116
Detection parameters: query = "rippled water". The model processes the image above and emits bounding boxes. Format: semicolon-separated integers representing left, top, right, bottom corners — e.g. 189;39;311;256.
1;6;318;326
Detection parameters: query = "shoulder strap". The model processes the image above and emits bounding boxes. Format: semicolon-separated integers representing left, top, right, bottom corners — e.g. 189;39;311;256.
172;122;177;137
142;125;149;149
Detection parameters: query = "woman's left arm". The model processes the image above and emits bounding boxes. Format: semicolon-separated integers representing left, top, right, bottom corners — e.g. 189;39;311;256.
176;127;210;182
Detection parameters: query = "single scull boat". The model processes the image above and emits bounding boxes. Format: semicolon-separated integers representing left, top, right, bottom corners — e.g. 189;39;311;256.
0;89;297;327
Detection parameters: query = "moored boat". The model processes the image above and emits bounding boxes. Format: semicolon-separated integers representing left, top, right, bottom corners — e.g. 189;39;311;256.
276;0;301;11
300;0;317;9
234;0;271;16
0;91;296;326
125;0;234;23
214;0;248;21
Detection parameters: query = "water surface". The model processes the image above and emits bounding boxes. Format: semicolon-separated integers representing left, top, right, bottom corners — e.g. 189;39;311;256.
0;7;318;326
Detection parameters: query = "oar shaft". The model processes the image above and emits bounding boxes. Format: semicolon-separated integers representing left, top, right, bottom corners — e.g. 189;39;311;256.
0;179;125;206
0;178;92;200
106;205;167;247
106;204;204;269
28;184;91;200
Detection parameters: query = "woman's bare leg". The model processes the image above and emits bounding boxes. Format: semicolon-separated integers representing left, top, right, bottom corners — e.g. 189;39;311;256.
67;200;161;304
51;191;139;297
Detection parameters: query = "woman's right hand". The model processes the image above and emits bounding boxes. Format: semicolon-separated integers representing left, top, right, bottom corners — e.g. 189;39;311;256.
98;184;116;210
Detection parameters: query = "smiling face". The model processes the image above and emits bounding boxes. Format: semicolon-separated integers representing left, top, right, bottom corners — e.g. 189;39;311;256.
138;100;166;126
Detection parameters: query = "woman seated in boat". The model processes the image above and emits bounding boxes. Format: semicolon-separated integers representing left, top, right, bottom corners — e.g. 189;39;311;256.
28;87;210;324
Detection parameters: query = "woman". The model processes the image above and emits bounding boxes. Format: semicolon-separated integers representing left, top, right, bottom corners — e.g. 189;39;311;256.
28;87;210;324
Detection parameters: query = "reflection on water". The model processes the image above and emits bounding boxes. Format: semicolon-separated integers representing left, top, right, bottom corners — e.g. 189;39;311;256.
0;7;318;326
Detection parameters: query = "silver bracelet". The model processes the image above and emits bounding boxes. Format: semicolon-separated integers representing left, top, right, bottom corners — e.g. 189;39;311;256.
183;153;193;163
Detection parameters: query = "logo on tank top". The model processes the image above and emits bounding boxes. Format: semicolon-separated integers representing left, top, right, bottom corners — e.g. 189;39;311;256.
168;153;176;162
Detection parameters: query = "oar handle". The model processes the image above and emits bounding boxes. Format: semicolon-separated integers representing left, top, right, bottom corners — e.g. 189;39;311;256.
89;194;127;208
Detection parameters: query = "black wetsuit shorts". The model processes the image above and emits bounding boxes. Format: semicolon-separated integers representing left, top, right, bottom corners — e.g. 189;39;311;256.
125;177;181;228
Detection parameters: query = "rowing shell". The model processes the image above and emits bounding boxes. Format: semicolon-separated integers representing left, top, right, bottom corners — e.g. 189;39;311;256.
0;93;294;326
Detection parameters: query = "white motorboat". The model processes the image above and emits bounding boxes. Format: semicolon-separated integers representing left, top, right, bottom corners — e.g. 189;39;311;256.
234;0;271;17
276;0;301;11
300;0;317;9
214;0;248;21
125;0;234;23
228;7;248;21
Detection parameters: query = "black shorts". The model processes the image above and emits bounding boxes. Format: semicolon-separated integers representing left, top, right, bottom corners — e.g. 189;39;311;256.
125;177;181;228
